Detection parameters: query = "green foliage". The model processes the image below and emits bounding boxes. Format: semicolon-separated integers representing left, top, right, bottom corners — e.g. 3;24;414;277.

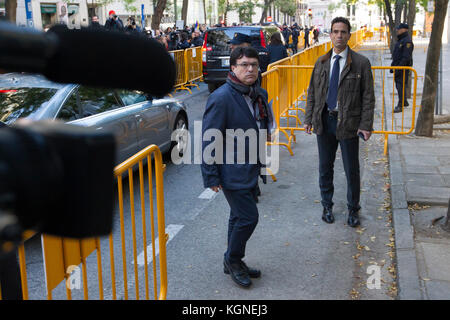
122;0;138;13
274;0;296;16
218;0;229;16
231;0;256;23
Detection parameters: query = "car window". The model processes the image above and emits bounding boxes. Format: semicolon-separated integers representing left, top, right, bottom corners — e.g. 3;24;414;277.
0;87;57;124
116;90;148;106
207;28;254;52
57;90;81;121
77;86;121;117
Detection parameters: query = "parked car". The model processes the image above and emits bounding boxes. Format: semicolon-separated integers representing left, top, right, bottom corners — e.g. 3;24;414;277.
0;73;188;164
202;26;285;93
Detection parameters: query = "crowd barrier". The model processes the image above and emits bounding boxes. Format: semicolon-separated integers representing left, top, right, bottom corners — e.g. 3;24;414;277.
1;144;168;300
262;63;417;157
170;46;203;94
263;29;365;153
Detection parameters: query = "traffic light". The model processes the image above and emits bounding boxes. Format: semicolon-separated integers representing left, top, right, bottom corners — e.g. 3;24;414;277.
308;9;312;18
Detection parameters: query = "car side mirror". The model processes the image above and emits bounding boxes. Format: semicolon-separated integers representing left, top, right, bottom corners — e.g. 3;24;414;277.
145;94;153;102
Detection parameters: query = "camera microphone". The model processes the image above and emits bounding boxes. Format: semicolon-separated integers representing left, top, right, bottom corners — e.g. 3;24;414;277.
0;22;176;97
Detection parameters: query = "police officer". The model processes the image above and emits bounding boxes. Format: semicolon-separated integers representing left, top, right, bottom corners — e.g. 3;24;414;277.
391;23;414;113
291;23;300;54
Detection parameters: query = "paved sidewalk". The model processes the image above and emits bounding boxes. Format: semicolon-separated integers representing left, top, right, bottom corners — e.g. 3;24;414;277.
384;41;450;299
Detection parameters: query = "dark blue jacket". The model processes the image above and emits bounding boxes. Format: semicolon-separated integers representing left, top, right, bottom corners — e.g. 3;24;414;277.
392;32;414;67
267;44;288;64
201;83;268;190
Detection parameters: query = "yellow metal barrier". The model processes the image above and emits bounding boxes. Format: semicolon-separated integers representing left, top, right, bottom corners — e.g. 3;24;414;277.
170;49;189;93
7;144;168;300
184;46;203;91
170;47;204;94
371;66;418;155
262;64;418;157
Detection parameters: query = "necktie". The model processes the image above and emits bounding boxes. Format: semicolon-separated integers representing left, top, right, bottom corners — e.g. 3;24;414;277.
326;55;341;111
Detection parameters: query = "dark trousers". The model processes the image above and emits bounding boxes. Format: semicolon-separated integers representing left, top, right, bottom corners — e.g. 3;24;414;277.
222;187;259;264
316;109;361;211
292;42;298;54
395;69;410;107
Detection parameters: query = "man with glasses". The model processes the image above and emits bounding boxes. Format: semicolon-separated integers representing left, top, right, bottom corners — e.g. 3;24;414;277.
201;47;274;288
304;17;375;228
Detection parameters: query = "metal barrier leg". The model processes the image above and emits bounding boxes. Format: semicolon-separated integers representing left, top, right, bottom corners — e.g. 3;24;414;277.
384;133;389;156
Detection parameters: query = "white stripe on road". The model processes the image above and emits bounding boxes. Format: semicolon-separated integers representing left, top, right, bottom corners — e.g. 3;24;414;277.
135;224;184;267
198;188;219;200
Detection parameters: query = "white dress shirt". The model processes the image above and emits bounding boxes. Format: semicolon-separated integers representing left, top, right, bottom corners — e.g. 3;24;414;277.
329;46;348;84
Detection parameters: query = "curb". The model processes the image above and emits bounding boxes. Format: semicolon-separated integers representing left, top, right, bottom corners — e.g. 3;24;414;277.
388;134;423;299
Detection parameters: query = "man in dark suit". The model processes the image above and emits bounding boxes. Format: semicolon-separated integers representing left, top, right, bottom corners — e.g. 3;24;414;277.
201;47;274;288
304;17;375;228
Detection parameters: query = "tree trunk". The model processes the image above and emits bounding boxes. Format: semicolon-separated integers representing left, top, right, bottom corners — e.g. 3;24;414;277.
151;0;168;31
5;0;17;23
415;0;449;137
443;197;450;232
406;0;416;98
260;0;273;24
203;0;207;24
181;0;188;25
383;0;396;53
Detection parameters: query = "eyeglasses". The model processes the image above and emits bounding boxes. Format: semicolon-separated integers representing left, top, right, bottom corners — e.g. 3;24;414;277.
235;63;259;70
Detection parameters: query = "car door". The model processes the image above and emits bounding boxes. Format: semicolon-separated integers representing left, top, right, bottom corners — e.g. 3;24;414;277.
57;86;140;164
116;90;170;151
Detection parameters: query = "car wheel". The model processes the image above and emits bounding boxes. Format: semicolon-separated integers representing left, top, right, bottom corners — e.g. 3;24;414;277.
170;114;188;159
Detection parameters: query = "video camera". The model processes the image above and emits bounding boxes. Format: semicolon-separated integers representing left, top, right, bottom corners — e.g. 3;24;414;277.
0;22;175;248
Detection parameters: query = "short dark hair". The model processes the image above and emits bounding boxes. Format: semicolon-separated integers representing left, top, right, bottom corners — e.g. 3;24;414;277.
331;17;351;33
230;47;259;68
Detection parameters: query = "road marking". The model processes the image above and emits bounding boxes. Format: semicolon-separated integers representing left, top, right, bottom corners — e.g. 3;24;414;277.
135;224;184;266
198;188;218;200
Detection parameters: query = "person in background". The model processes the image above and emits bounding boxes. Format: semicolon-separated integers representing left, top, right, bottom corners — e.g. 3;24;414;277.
177;32;190;50
89;16;101;29
267;32;288;64
191;31;204;47
391;23;414;113
104;10;124;31
304;26;310;49
291;23;299;54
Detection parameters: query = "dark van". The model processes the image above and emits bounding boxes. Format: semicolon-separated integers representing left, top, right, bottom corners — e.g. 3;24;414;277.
202;26;282;93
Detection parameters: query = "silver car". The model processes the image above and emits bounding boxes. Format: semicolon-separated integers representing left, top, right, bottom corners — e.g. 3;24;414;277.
0;73;188;164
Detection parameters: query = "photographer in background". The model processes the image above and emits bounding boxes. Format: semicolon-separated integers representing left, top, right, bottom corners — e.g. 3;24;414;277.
125;17;141;34
177;32;190;50
105;10;124;31
166;27;178;51
191;31;204;47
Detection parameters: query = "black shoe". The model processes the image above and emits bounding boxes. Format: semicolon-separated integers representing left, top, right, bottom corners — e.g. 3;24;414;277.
322;207;335;224
224;259;261;278
347;209;361;228
394;106;402;113
404;101;409;107
223;258;252;287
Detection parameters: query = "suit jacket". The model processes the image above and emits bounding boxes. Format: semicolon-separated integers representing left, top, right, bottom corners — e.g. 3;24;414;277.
201;83;268;190
305;47;375;140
